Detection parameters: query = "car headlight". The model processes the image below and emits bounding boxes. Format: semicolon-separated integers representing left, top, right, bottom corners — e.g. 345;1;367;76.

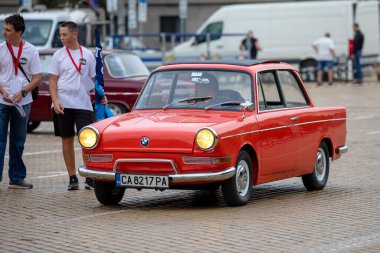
78;126;99;149
196;128;217;150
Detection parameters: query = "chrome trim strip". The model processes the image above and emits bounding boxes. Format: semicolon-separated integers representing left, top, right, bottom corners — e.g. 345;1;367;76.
221;130;260;140
113;158;178;174
220;118;346;139
78;165;236;183
259;125;289;132
294;118;346;126
338;145;348;154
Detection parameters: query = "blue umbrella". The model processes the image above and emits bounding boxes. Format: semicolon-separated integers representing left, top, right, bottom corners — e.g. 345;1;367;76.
94;28;114;121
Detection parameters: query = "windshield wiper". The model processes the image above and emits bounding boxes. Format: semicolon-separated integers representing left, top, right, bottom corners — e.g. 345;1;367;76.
163;96;213;109
205;101;241;111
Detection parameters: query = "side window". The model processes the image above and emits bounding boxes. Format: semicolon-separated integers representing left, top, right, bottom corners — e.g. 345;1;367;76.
195;22;223;45
52;22;64;48
277;70;309;107
258;71;284;110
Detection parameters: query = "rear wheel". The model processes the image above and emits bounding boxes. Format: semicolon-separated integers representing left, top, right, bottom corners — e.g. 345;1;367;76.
94;180;125;205
222;150;252;206
302;142;330;190
27;121;41;133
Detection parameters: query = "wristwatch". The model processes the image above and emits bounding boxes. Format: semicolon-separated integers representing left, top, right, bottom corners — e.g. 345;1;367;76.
21;89;28;98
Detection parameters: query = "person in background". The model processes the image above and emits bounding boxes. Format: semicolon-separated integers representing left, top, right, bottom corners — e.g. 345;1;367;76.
312;32;336;86
49;21;106;190
352;23;364;84
239;30;262;59
0;14;41;188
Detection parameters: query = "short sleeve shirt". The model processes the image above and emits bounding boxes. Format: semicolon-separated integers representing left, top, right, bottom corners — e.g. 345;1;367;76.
0;40;41;106
312;37;335;61
49;46;96;111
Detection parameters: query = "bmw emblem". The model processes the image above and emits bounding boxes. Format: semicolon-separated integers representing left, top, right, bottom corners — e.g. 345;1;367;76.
140;137;149;147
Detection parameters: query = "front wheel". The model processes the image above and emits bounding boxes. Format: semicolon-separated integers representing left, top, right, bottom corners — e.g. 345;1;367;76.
302;142;330;190
94;180;125;205
222;150;253;206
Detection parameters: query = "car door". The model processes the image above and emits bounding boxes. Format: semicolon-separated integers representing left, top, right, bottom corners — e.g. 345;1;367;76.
276;70;312;174
255;70;300;177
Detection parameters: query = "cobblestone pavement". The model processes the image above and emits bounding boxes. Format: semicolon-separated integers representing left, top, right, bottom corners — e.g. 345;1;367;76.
1;80;380;253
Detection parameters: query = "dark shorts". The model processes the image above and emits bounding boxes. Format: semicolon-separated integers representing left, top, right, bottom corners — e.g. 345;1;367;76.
317;60;334;71
53;108;95;137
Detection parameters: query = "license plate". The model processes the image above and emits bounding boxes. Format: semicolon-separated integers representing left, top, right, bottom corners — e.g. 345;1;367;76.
116;174;169;189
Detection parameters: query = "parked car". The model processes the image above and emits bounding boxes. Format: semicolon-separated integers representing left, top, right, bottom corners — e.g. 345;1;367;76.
78;60;348;206
28;49;149;132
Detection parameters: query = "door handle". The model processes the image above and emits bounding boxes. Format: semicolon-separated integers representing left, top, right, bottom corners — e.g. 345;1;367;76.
290;117;299;121
216;45;223;49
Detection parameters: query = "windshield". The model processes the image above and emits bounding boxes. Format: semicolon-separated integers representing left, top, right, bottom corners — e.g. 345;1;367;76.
104;54;150;78
0;20;52;46
135;70;253;110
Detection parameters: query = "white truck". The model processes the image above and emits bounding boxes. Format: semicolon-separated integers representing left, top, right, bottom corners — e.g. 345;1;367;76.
167;0;380;80
0;7;106;49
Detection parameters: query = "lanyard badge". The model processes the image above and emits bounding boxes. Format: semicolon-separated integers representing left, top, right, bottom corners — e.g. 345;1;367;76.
6;40;24;76
66;46;84;74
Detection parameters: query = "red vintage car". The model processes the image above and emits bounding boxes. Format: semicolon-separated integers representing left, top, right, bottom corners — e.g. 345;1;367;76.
78;60;348;206
28;49;149;132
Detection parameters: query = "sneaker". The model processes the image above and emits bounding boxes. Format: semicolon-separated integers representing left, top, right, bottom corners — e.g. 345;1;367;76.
68;181;79;190
68;176;79;190
8;180;33;189
85;178;94;190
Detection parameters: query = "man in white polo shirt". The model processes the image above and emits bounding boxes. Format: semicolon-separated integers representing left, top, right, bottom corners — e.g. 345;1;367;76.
312;32;336;86
0;14;41;189
49;21;105;190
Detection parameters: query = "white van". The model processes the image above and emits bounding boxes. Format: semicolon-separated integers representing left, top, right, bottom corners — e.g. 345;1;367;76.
168;0;380;80
0;8;104;49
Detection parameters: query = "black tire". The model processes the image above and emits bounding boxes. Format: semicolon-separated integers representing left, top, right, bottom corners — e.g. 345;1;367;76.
222;150;253;206
302;142;330;190
27;121;41;133
94;180;125;205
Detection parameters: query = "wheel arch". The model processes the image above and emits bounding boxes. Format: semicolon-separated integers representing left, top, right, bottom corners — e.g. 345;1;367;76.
321;137;333;158
240;144;259;185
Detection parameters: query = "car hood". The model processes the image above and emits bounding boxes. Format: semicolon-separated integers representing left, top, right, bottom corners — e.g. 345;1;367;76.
101;110;241;153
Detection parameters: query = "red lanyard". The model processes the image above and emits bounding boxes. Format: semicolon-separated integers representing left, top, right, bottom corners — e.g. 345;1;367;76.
66;46;83;74
6;40;24;76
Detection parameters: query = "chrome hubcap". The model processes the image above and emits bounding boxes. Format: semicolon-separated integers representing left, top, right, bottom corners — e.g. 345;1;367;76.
236;160;250;196
315;147;326;181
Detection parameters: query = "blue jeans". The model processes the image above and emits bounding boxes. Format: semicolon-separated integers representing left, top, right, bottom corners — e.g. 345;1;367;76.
0;103;31;183
354;50;363;81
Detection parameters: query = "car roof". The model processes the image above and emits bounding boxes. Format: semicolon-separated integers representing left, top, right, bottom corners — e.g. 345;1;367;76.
163;59;281;67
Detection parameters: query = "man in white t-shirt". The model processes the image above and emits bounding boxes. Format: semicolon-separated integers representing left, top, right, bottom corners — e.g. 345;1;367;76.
312;32;336;86
49;21;106;190
0;14;42;189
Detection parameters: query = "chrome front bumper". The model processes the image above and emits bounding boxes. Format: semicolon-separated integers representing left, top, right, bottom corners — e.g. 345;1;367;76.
78;165;236;183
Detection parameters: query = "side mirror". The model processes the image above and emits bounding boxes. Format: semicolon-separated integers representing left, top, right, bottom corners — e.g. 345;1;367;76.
240;101;254;119
241;101;254;111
